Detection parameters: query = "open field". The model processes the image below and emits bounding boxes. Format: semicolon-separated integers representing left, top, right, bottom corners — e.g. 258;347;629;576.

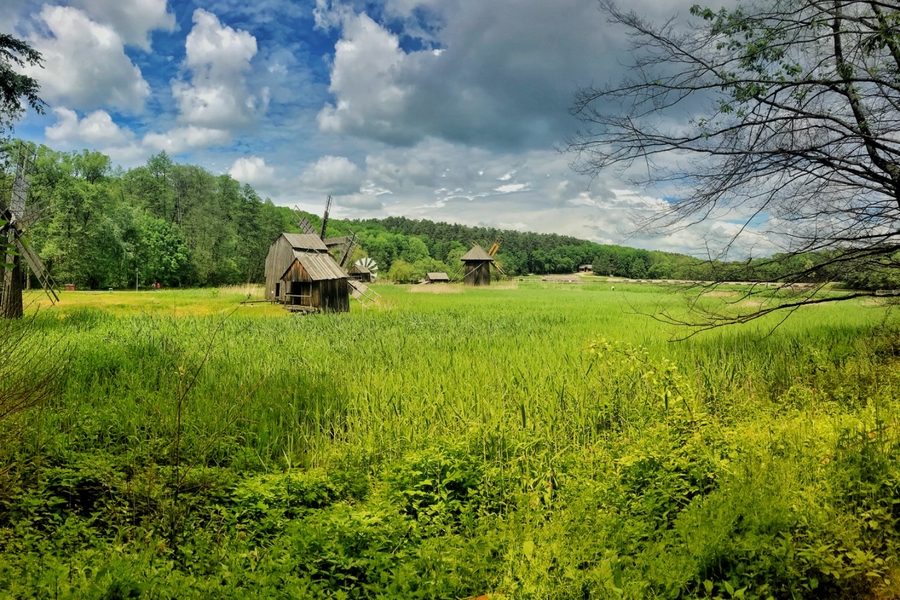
1;280;899;598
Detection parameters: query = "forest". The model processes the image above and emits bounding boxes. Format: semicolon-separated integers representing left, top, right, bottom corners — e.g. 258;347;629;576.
3;143;897;291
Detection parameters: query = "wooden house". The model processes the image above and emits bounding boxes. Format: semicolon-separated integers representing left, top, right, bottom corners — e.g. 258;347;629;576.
264;233;350;312
461;245;495;286
578;264;593;273
424;272;450;283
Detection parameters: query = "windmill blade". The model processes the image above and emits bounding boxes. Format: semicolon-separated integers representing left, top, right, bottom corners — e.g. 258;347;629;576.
292;205;317;235
487;240;501;257
320;194;332;239
356;256;378;272
339;231;357;268
347;278;380;304
14;236;59;303
297;217;316;235
292;205;316;235
9;152;30;224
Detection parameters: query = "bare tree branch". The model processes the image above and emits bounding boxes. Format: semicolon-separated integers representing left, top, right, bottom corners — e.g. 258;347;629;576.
570;0;900;326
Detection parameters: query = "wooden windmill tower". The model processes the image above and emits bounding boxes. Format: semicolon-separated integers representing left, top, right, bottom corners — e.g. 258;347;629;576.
293;196;361;272
1;148;58;319
461;240;504;286
300;196;379;303
263;195;378;311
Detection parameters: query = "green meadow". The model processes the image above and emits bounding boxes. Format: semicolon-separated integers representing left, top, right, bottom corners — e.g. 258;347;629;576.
1;280;898;599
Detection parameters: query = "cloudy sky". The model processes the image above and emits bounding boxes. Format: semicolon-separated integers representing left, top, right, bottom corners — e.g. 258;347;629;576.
3;0;767;257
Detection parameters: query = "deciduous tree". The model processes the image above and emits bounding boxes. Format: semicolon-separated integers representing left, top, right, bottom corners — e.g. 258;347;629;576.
570;0;900;326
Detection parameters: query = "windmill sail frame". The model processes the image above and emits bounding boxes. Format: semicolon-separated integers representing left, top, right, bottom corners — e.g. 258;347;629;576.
1;145;60;314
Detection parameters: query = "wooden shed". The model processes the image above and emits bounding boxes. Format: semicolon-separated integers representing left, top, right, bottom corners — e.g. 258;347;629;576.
578;264;593;273
424;272;450;283
264;233;350;312
461;245;495;286
348;263;373;283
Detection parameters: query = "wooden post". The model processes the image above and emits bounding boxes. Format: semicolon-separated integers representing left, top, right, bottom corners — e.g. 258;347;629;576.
1;230;24;319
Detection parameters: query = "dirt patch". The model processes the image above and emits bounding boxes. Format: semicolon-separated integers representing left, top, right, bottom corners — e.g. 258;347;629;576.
737;299;766;309
702;290;738;298
408;283;462;294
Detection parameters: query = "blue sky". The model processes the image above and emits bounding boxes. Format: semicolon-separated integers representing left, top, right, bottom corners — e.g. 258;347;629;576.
3;0;771;257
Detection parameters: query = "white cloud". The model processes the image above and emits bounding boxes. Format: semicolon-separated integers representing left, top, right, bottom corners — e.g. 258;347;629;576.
317;13;411;142
45;107;133;146
229;156;276;186
74;0;175;50
301;155;364;195
494;183;528;193
312;0;354;30
173;9;265;129
143;126;231;154
42;105;237;165
24;6;150;113
316;0;716;151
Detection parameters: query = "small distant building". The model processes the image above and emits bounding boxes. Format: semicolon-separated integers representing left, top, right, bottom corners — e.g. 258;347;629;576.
264;233;350;312
424;272;450;283
349;263;373;283
461;245;495;286
578;264;593;273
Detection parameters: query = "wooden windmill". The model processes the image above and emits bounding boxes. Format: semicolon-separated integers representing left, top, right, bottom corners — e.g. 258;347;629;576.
1;148;58;319
266;195;378;310
461;239;504;286
310;196;378;302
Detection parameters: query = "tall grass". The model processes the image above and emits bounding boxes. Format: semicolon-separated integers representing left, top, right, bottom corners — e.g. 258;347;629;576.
2;280;898;598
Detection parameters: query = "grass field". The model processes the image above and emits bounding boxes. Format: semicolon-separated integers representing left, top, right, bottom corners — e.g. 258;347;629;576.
1;280;898;598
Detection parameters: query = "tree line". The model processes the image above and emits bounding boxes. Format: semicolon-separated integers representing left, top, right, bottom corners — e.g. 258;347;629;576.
3;145;296;290
2;143;896;291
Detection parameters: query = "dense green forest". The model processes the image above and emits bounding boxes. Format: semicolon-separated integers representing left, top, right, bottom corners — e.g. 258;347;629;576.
3;143;897;290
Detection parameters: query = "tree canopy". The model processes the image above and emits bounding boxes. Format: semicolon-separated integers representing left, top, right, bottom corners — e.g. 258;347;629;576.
0;141;893;291
0;33;43;139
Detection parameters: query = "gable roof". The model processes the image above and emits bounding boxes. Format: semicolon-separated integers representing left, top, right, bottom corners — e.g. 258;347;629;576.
283;233;328;252
349;264;371;274
426;272;450;281
461;244;494;261
280;249;348;281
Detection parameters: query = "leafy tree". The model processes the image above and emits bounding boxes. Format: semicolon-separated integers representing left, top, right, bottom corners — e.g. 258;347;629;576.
132;214;189;287
387;259;419;283
0;34;43;138
570;0;900;323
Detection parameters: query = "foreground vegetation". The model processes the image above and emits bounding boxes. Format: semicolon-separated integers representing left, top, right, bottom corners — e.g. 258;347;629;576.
1;280;898;598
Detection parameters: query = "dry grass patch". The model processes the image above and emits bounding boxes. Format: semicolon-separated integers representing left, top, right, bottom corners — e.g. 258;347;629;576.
408;283;463;294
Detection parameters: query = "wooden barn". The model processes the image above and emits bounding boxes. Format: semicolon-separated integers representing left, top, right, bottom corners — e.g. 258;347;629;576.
264;233;350;312
461;245;495;286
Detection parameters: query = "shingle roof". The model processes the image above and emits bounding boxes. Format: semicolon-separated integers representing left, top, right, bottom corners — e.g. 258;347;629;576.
461;245;494;261
283;233;328;251
280;249;348;281
427;272;450;281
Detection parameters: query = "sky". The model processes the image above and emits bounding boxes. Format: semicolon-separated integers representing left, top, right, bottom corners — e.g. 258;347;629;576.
2;0;771;258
